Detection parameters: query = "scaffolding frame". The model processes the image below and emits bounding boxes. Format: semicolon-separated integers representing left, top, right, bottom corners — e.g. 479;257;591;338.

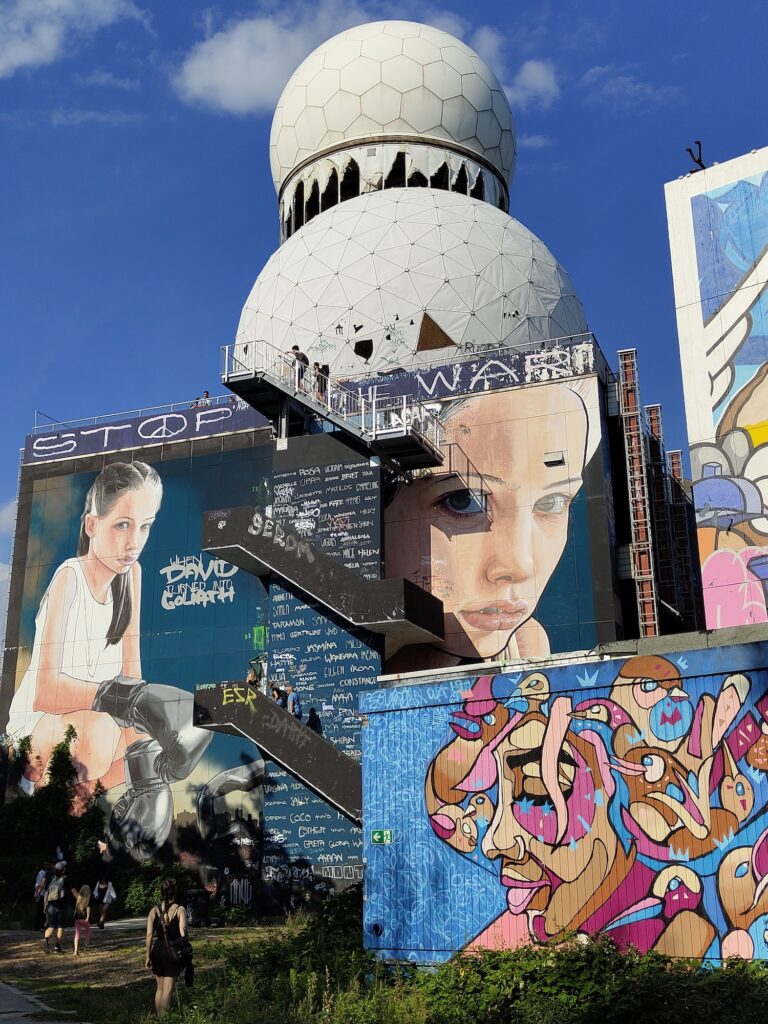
618;349;659;637
667;449;701;629
644;404;680;615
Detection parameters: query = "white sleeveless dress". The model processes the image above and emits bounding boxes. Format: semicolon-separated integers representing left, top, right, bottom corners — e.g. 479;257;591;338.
7;558;124;738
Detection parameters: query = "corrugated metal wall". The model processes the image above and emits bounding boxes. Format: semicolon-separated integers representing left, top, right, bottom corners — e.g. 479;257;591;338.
362;642;768;962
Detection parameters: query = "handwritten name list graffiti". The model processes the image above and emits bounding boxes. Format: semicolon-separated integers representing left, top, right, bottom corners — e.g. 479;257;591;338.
160;554;239;610
271;459;381;580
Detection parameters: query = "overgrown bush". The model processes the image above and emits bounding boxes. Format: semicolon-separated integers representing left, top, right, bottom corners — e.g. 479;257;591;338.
0;726;105;925
159;894;768;1024
123;860;197;916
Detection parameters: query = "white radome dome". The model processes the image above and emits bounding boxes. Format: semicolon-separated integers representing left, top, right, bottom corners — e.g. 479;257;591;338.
236;188;587;377
270;21;516;197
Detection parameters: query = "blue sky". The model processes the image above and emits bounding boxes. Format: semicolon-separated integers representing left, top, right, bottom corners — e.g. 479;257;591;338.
0;0;765;602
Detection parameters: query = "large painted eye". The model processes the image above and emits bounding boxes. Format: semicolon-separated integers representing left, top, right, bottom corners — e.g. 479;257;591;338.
736;781;746;797
436;489;486;517
667;877;681;891
483;714;496;726
641;680;659;693
641;754;665;783
735;861;750;878
532;493;569;515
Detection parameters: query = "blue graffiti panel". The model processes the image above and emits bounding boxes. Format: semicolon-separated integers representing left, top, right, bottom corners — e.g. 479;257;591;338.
362;643;768;962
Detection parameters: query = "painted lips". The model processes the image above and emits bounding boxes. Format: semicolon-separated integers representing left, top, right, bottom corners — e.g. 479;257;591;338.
461;600;530;632
501;872;547;913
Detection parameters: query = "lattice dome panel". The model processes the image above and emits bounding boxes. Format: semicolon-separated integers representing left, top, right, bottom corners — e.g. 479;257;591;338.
270;21;516;197
236;188;587;377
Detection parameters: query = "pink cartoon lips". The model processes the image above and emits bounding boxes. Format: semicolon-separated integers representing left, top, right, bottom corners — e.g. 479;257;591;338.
501;866;548;913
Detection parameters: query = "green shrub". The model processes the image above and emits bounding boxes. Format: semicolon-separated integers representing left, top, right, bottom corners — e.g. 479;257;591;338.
123;861;196;916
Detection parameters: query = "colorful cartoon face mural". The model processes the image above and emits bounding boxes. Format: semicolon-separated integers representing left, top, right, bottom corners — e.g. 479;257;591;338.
383;374;614;672
667;153;768;629
362;643;768;961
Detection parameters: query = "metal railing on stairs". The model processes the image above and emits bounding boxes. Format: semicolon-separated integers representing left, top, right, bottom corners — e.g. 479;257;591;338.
222;339;443;456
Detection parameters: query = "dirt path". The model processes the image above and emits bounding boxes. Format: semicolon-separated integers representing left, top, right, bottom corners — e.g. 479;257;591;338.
0;921;150;991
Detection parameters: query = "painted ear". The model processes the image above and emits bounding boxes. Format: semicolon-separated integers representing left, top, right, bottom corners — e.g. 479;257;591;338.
83;513;98;540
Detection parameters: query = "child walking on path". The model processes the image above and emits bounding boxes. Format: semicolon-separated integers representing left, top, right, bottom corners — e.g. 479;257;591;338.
71;886;91;956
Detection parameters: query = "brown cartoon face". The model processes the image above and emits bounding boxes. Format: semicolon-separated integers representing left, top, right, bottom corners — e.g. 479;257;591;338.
481;703;616;898
718;834;768;932
610;656;693;753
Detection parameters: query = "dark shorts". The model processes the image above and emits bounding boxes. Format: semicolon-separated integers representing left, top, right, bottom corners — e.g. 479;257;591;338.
45;904;63;929
150;940;182;979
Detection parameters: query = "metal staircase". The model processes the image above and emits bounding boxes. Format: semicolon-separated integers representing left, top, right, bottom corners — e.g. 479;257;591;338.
203;505;445;653
221;340;444;470
194;682;362;825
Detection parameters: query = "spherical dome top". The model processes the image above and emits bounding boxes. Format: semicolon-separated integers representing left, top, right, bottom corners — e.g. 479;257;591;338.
236;188;586;377
270;21;515;197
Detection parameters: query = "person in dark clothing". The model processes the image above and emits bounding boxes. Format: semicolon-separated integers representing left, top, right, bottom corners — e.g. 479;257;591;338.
290;345;309;389
93;875;116;928
145;878;188;1017
306;708;323;735
43;862;67;953
270;684;288;709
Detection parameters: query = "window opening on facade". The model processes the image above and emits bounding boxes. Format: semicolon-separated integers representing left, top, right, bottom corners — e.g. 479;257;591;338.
340;159;360;201
452;164;468;195
321;168;339;212
306;180;320;224
469;171;485;201
384;152;406;189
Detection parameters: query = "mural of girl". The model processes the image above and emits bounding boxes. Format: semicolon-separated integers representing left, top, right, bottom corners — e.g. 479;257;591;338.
383;379;598;672
6;461;212;857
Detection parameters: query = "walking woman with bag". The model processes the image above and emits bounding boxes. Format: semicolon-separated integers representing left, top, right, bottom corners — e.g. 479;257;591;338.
145;878;192;1017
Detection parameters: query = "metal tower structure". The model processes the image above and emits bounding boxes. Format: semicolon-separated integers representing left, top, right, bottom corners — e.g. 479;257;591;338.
618;349;659;637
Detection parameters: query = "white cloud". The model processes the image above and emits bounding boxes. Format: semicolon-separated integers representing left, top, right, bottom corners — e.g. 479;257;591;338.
581;64;679;110
51;107;143;125
519;133;551;150
504;59;560;112
0;500;15;534
76;68;139;90
172;1;374;116
0;0;146;79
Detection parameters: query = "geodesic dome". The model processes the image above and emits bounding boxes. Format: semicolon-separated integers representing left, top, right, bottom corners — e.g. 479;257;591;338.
270;21;516;208
236;188;587;377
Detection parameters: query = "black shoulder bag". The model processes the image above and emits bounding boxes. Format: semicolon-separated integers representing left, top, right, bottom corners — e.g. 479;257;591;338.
156;904;194;966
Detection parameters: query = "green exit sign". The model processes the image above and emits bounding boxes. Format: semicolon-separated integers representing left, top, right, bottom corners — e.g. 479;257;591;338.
370;829;394;845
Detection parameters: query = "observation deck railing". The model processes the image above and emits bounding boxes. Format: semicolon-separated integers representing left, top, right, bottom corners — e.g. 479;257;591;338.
222;339;444;461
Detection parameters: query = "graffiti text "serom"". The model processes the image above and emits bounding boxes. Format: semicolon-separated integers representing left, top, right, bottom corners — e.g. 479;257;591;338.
248;510;316;562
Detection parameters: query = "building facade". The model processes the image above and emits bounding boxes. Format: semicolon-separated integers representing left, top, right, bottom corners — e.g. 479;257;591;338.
666;147;768;630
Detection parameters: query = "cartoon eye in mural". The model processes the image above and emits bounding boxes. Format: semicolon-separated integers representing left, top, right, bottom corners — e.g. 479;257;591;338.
719;744;754;823
640;753;666;783
611;656;693;753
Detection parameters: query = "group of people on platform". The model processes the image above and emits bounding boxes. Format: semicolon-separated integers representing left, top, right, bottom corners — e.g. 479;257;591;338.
268;682;323;735
284;346;330;403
